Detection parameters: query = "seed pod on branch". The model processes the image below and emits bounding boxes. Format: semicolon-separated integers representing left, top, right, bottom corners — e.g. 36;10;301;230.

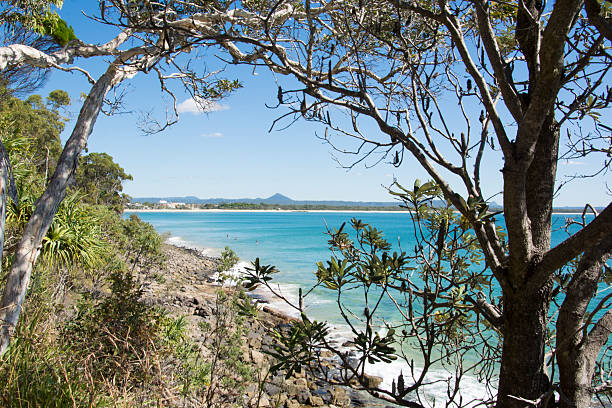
436;218;448;256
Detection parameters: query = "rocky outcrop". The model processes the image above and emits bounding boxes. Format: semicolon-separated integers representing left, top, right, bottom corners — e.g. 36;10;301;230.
142;243;398;408
140;244;368;407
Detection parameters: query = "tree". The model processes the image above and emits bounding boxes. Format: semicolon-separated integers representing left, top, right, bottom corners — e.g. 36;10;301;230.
0;1;243;355
0;1;609;406
1;1;75;94
75;152;133;210
201;1;611;407
0;87;68;179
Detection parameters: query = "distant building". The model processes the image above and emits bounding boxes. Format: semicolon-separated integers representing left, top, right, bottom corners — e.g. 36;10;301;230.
167;202;185;209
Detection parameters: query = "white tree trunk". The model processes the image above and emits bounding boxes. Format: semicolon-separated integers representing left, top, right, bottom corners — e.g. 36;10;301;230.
0;141;14;277
0;62;129;355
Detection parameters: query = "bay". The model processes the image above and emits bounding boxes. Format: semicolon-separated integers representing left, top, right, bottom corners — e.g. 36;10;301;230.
126;210;591;404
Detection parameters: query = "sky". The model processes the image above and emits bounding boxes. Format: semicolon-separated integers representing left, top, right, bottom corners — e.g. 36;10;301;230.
34;1;611;206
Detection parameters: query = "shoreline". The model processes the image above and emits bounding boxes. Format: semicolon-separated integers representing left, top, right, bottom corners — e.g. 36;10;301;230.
162;240;493;404
146;243;357;407
164;238;303;321
125;208;586;215
125;208;413;214
123;208;582;216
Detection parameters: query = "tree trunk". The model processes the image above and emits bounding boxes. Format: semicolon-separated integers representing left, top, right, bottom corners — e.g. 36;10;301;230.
0;140;12;274
557;236;612;408
0;63;126;355
496;283;553;408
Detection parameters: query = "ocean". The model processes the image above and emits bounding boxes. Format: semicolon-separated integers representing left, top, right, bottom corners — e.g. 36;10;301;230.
126;210;592;405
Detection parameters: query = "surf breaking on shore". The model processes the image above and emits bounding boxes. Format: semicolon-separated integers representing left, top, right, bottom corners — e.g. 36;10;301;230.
164;235;496;406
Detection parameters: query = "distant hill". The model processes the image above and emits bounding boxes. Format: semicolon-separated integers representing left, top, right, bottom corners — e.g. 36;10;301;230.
131;193;407;208
131;194;604;213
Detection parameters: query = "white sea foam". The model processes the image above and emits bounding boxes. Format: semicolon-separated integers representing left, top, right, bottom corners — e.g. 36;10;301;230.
165;235;493;405
365;359;496;407
165;235;222;257
210;260;251;287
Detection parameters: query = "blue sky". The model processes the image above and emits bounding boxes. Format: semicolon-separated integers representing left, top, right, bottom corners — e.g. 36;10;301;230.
36;1;610;206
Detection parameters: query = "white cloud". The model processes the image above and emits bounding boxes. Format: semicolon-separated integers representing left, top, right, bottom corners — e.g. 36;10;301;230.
177;97;230;114
564;160;585;165
201;132;224;138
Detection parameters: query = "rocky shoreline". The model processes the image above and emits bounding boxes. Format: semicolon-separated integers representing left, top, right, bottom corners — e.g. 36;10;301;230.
142;243;391;408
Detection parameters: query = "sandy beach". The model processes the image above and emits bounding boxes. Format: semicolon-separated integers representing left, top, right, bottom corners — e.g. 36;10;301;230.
125;208;413;214
124;208;586;215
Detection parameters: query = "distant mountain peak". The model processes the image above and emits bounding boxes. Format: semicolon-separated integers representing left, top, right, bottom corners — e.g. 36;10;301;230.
266;193;292;202
131;193;400;207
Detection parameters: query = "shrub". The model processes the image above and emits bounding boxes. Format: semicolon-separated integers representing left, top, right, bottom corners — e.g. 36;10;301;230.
217;246;239;273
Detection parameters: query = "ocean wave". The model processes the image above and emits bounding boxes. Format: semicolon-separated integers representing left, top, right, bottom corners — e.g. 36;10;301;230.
365;359;496;406
165;235;222;257
165;235;493;405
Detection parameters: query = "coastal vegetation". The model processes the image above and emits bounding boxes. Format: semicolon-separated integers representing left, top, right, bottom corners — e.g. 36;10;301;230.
131;201;414;212
0;86;270;407
0;85;192;405
212;2;611;407
0;1;610;408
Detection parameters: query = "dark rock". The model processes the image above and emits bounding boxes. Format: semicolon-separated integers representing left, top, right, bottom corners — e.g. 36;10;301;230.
263;382;282;396
296;389;312;404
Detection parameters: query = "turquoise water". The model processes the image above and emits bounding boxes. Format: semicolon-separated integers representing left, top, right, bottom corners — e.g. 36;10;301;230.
128;210;588;325
132;211;425;322
126;210;597;402
128;210;580;304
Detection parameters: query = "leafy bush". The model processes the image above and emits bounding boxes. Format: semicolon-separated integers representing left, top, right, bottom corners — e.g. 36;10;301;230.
62;271;166;384
122;214;165;272
217;245;239;272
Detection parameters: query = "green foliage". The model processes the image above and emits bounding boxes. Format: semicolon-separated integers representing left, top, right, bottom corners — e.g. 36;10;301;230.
75;152;133;210
60;270;212;403
267;313;329;378
0;87;68;179
242;257;278;290
1;1;77;46
235;289;259;317
63;271;166;382
162;316;211;396
41;194;106;271
39;12;76;45
0;307;107;407
354;326;397;364
205;78;242;99
0;85;180;406
217;245;239;272
46;89;70;110
0;0;63;29
121;214;165;272
198;289;255;406
244;180;502;397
